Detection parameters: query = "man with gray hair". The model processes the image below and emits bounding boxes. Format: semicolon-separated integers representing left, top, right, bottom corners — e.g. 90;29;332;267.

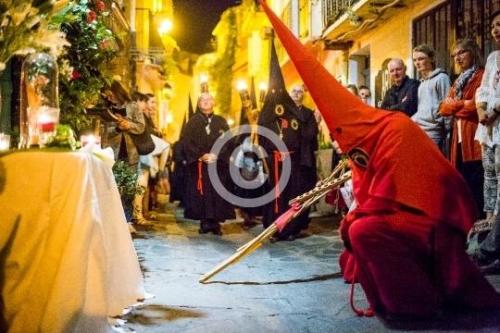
182;92;235;235
381;58;420;117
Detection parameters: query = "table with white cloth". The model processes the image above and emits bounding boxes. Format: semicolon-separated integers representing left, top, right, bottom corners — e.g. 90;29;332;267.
0;151;145;333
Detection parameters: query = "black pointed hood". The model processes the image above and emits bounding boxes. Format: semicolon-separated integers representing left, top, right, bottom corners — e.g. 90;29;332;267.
258;39;298;125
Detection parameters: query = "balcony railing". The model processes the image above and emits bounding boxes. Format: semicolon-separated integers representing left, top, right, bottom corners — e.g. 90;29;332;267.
322;0;361;28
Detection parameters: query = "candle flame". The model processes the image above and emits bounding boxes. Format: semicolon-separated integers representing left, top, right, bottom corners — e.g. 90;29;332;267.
236;80;248;91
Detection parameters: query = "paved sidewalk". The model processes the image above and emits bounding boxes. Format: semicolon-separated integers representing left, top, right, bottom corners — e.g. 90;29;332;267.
125;205;500;333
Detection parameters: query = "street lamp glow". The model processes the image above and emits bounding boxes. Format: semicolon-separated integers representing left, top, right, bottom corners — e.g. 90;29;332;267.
236;80;247;91
158;19;173;35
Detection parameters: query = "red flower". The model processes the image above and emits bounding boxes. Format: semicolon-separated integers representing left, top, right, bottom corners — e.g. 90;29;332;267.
71;70;81;80
86;10;97;23
280;118;288;129
96;1;106;12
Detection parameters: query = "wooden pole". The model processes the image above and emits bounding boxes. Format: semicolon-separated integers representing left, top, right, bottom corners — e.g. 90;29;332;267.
199;164;352;283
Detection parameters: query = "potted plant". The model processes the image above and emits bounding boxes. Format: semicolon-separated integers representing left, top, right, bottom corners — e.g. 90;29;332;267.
112;160;142;221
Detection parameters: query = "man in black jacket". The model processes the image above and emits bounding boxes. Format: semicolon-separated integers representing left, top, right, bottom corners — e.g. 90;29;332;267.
381;58;419;117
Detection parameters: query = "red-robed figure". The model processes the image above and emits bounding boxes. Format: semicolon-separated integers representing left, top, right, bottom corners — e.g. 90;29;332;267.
258;0;500;319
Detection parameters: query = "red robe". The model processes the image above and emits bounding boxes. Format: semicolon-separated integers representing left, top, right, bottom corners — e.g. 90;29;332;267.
339;113;500;317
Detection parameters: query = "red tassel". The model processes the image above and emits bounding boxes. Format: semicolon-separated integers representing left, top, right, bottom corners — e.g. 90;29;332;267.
197;160;204;195
273;151;281;213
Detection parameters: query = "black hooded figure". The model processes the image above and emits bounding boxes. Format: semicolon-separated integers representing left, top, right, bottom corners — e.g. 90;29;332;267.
258;39;318;241
233;77;266;228
182;92;235;235
169;94;196;206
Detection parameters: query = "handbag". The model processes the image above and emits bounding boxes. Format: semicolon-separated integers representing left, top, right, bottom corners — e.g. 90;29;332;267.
129;125;155;155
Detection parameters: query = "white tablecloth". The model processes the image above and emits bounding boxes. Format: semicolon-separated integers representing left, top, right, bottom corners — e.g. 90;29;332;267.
0;151;145;333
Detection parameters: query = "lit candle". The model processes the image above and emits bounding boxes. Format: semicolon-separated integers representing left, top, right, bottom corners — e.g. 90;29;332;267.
0;133;10;151
237;80;250;103
38;112;55;133
258;82;268;104
165;113;173;124
200;74;209;93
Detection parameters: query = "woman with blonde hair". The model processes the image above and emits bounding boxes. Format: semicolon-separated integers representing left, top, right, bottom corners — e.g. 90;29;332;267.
439;38;484;218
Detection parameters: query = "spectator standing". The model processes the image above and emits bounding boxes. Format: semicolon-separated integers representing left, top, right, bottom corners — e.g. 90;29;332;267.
102;81;145;166
472;9;500;273
439;39;484;219
381;58;419;117
132;93;170;225
358;85;372;105
412;44;451;154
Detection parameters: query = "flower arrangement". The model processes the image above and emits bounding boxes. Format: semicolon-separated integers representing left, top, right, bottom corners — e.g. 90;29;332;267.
0;0;68;72
45;123;78;149
51;0;119;133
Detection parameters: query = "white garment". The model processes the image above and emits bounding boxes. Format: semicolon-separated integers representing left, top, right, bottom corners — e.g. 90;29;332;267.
139;134;170;178
0;152;145;333
340;179;355;211
475;51;500;147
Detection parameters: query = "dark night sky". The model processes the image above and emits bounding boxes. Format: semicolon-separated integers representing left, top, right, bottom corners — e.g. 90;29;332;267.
172;0;242;54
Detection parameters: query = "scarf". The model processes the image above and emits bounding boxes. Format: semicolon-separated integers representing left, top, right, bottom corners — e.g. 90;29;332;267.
454;65;478;99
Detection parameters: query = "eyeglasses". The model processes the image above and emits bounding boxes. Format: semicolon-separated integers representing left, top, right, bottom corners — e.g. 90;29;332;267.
451;49;470;58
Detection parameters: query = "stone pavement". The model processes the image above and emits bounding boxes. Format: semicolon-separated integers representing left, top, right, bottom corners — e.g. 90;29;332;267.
124;204;500;333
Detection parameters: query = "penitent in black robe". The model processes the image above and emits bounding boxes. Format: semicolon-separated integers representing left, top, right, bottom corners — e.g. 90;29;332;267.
182;112;235;221
259;104;318;239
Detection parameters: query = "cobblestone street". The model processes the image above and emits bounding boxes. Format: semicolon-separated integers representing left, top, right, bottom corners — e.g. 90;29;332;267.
124;205;500;333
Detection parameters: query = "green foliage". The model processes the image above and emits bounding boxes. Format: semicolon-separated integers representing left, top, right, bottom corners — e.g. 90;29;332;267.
0;0;67;69
52;0;118;134
112;160;141;201
209;9;238;116
45;124;79;150
319;140;333;150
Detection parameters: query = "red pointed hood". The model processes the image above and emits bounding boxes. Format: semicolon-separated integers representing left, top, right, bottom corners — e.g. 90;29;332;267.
258;0;390;152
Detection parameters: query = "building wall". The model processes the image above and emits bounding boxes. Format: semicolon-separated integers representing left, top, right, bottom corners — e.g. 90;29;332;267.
338;0;447;105
166;71;193;142
353;0;445;74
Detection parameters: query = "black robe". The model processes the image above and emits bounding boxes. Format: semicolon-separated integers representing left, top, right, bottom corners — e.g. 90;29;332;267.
259;105;318;238
182;113;235;221
169;140;187;205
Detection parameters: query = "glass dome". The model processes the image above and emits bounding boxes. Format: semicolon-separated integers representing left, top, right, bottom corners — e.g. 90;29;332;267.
19;52;60;148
